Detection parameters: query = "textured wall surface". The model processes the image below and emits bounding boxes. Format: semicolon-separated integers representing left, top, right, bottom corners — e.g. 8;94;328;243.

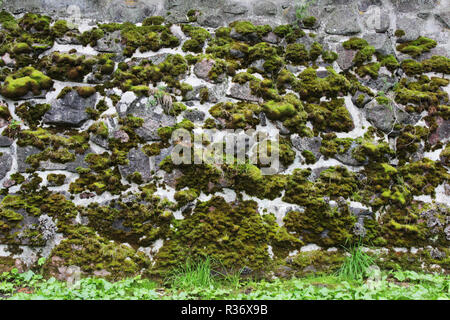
0;0;449;280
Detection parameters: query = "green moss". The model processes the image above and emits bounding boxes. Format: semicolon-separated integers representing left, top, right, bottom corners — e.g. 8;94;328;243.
302;16;317;28
301;150;317;164
343;38;369;50
47;174;66;186
322;50;339;63
51;20;69;37
422;56;450;74
209;101;261;129
181;25;210;53
305;98;354;133
174;188;199;207
78;27;105;46
397;36;437;58
356;62;380;78
380;55;400;72
143;16;165;26
395;29;406;37
284;203;356;247
12;42;32;54
15;102;50;129
76;86;96;98
262;100;297;121
142;142;162;157
154;197;281;273
285;43;309;65
295;67;351;103
0;67;53;99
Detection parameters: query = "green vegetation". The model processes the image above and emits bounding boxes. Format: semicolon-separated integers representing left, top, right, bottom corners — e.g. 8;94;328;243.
1;264;448;300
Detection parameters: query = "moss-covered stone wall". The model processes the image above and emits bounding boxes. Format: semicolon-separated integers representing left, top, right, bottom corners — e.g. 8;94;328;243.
0;1;448;280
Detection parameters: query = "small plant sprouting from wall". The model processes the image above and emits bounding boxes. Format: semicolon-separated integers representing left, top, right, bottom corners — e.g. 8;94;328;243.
295;0;317;23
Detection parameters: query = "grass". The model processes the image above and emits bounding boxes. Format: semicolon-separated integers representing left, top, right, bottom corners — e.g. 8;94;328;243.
0;252;448;300
336;241;376;281
1;268;449;300
164;257;244;291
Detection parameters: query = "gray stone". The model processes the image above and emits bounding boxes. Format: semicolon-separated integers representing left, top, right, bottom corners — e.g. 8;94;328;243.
291;136;322;161
227;82;263;103
352;91;372;108
429;117;450;145
118;147;152;183
0;136;13;147
325;7;361;35
363;99;396;133
230;29;259;43
254;1;277;16
95;30;123;53
358;0;383;12
334;142;368;167
365;33;394;56
193;58;216;82
392;0;434;13
262;32;280;44
126;97;176;141
43;90;97;127
197;14;223;28
66;149;92;173
395;16;421;42
0;151;12;180
336;46;357;71
222;3;248;15
435;11;450;28
184;109;205;122
17;145;40;173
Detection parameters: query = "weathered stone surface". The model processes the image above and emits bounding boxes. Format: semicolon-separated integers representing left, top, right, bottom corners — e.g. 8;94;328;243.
365;33;394;56
193;59;216;82
435;11;450;28
0;136;13;147
95;30;123;53
43;90;97;127
227;82;263;103
126;97;176;141
352;91;372;108
334;142;368;166
429;118;450;145
254;1;277;16
17;145;40;173
184;109;206;122
222;3;248;15
336;46;357;71
392;0;434;13
291;136;322;161
118;147;152;182
197;14;223;28
325;7;361;35
0;151;12;180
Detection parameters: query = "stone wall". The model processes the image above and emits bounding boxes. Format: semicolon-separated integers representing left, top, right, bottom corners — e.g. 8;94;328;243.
0;0;449;280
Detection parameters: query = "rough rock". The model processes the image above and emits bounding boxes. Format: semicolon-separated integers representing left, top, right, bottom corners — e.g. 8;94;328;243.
118;147;152;183
228;82;263;103
0;151;12;180
325;7;361;35
125;97;176;141
291;136;322;161
43;90;97;127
